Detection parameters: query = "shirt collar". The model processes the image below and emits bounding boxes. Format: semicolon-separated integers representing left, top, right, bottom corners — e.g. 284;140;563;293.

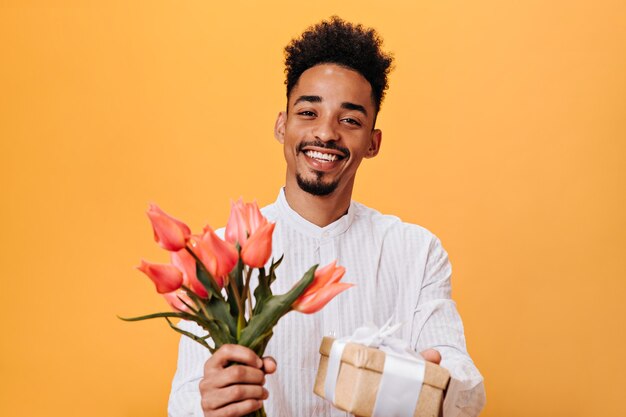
275;188;356;239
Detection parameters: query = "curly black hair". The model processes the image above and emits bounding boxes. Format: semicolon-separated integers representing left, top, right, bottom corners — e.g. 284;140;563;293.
284;16;394;114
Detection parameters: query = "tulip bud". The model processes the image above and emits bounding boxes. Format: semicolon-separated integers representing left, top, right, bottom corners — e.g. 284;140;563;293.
246;201;265;233
240;222;275;268
171;249;209;298
189;227;238;287
225;199;248;246
146;204;191;252
137;260;184;294
202;227;239;279
292;261;353;314
225;199;269;246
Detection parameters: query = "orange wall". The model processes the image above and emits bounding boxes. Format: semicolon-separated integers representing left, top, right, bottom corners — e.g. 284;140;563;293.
1;1;625;416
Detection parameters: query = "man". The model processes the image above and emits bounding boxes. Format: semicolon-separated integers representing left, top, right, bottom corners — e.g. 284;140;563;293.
169;17;485;417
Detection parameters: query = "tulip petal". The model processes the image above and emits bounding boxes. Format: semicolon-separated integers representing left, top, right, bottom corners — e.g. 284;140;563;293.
137;260;184;294
293;283;353;314
246;201;266;233
146;204;191;252
163;289;193;312
304;262;345;295
171;249;209;298
189;236;223;289
292;261;353;314
202;226;238;279
241;222;275;268
225;199;269;247
225;199;248;245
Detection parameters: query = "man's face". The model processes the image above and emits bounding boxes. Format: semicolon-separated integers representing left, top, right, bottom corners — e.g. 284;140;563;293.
274;64;382;198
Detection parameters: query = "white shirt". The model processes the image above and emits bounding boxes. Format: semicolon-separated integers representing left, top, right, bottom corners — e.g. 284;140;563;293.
168;189;486;417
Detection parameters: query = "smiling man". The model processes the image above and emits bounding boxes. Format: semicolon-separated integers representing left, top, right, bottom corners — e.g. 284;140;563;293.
169;17;485;417
275;62;382;227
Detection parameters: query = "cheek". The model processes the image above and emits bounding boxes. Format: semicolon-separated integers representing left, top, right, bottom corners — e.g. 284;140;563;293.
283;144;298;167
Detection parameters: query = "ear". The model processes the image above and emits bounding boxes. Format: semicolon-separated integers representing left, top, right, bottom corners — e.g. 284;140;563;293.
274;111;286;144
365;129;382;158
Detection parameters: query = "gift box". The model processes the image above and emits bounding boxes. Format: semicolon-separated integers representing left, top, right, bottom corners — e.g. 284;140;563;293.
314;336;450;417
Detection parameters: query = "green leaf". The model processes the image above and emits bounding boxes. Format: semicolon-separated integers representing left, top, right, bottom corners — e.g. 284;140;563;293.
118;312;186;322
119;307;234;348
185;287;237;342
165;317;214;353
197;317;234;347
207;294;237;341
252;267;271;316
226;258;244;318
238;264;317;350
247;328;274;357
234;254;244;288
268;254;284;286
253;255;284;316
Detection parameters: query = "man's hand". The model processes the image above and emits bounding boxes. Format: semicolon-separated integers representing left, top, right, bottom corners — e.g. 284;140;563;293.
420;348;442;365
199;344;276;417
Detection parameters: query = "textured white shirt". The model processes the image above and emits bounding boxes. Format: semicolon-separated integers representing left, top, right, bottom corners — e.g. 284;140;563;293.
168;189;486;417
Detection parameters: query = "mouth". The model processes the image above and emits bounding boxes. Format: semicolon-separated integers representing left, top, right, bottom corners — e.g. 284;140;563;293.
298;141;349;161
303;149;343;162
296;141;350;172
301;147;347;172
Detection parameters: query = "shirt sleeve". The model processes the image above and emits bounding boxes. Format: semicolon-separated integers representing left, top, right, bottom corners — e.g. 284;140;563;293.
168;320;210;417
410;237;486;417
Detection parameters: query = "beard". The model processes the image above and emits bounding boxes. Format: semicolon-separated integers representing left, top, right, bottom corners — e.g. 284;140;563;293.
296;171;339;196
294;140;348;196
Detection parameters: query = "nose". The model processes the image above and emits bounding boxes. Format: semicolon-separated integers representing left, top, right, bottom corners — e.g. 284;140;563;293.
313;116;339;142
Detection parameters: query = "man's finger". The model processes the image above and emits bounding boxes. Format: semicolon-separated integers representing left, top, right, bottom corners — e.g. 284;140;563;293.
201;384;268;411
262;356;277;375
202;362;267;391
206;344;263;371
420;348;441;364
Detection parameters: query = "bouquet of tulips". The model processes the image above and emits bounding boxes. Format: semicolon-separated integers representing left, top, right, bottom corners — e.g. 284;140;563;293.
122;200;352;361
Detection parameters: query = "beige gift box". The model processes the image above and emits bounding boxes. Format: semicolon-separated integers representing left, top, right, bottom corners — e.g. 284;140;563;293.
314;337;450;417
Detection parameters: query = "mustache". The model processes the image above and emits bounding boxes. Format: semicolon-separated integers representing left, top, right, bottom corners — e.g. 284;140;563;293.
296;140;350;158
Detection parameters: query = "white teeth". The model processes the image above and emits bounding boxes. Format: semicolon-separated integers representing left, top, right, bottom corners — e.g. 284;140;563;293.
304;150;338;162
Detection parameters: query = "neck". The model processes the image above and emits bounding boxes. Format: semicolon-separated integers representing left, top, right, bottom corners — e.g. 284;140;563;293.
283;181;353;227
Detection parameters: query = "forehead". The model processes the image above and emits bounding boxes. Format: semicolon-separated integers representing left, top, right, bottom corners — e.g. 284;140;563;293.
289;64;375;110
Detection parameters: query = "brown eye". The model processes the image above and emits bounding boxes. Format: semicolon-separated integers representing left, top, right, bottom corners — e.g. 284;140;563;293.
342;118;362;127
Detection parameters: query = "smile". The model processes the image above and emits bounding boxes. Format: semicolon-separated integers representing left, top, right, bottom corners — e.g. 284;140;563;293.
304;150;340;162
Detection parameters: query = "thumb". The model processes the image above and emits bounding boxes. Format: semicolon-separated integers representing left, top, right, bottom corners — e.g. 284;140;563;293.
420;348;441;364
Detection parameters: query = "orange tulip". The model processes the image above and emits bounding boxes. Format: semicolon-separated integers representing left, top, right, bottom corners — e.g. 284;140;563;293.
240;222;275;268
292;261;353;314
171;249;208;298
189;227;238;286
162;289;193;312
245;201;265;234
225;199;248;246
146;204;191;251
225;199;268;246
137;260;184;294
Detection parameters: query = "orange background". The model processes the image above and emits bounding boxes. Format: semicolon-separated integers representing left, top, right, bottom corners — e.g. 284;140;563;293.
1;1;625;416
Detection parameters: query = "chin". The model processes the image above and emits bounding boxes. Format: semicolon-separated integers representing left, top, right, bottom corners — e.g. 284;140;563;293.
296;173;339;196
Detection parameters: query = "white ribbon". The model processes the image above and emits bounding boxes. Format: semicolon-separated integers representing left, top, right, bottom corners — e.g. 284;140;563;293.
323;319;426;417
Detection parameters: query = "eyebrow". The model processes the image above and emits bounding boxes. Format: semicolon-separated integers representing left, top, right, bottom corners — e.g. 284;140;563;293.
341;102;368;117
292;95;368;116
293;95;322;105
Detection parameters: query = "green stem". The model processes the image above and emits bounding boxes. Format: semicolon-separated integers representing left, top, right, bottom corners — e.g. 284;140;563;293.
229;277;243;312
242;267;253;317
230;271;245;340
